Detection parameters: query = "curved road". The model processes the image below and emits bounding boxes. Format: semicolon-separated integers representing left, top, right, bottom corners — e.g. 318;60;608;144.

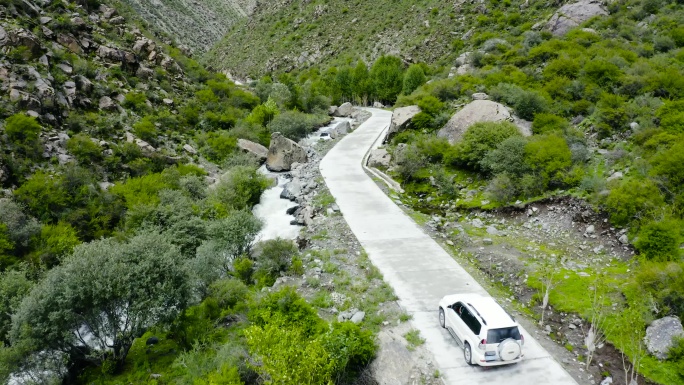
320;109;579;385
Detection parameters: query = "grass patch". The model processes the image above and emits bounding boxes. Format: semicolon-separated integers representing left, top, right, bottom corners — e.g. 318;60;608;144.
404;329;425;351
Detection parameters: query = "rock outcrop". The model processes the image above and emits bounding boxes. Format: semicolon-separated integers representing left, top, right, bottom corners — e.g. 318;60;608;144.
546;0;609;36
386;105;421;140
437;100;531;144
238;139;268;163
645;316;684;360
334;102;353;117
266;133;307;171
368;149;391;168
329;120;350;139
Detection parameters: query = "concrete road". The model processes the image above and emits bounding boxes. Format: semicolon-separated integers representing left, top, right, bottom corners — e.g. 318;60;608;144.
320;108;579;385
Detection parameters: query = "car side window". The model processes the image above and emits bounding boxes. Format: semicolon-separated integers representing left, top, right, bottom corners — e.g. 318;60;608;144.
452;302;464;317
461;308;482;335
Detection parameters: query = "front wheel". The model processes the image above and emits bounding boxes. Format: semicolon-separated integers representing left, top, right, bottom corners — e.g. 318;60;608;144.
464;342;474;365
439;308;445;328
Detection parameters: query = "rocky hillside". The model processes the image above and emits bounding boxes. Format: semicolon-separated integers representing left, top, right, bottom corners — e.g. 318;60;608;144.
116;0;256;55
203;0;595;77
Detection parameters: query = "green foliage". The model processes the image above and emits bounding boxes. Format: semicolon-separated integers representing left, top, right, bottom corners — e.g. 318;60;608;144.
582;59;622;87
66;133;103;163
490;83;548;120
253;239;298;287
209;278;249;309
248;287;326;337
604;178;665;227
532;113;569;135
370;55;404;104
403;64;427;95
122;92;149;112
323;322;376;377
0;199;40;255
4;114;41;154
656;101;684;133
481;135;530;177
198;131;238;162
13;171;69;222
524;134;573;188
634;219;681;262
267;110;329;141
209;166;270;211
110;171;174;210
246;98;280;127
31;222;80;267
452;121;522;170
0;268;32;343
11;231;191;370
352;61;373;104
132;117;158;143
650;137;684;195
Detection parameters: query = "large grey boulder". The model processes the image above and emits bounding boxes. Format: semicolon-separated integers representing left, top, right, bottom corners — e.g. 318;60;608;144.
330;120;351;139
334;102;353;117
368;149;391;168
437;100;531;144
386;105;421;139
0;25;8;47
238;139;268;163
645;316;684;360
545;0;608;36
266;133;307;171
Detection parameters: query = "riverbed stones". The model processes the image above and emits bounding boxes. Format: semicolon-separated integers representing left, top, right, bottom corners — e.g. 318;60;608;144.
238;138;268;163
645;316;684;360
266;133;307;171
334;102;353;117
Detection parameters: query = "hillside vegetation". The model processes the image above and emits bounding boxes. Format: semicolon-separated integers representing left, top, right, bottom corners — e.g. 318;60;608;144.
210;0;684;383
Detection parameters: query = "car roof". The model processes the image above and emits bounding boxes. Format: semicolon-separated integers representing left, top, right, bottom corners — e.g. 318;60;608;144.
442;293;517;329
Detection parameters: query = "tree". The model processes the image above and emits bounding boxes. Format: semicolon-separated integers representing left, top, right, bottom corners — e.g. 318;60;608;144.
209;166;271;211
0;268;32;344
335;66;353;103
4;114;41;147
524;134;572;188
402;64;427;95
10;231;191;374
604;178;665;226
370;55;404;104
352;61;372;105
480;136;530;177
454;121;522;170
634;218;681;261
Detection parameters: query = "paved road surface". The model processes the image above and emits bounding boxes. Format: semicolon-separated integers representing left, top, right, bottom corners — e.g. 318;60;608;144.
319;108;579;385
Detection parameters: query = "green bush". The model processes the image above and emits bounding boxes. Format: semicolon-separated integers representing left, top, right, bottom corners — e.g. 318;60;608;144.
323;322;377;377
246;98;279;127
132;117;158;143
13;172;69;222
209;166;270;212
656;101;684;133
403;64;427;95
0;199;41;254
208;278;249;309
604;178;665;227
452;121;522;170
122;92;149;112
489;83;548;120
267;110;328;141
481;136;530;176
486;173;518;203
650;137;684;193
582;59;622;87
199;131;238;162
4;114;41;152
248;287;326;337
31;222;80;267
524;134;573;188
0;268;32;344
66;134;103;163
416;95;444;115
532;113;569;135
253;239;298;287
634;218;681;261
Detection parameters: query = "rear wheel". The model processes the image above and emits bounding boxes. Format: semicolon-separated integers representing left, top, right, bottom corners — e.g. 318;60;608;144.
464;342;474;365
439;308;445;328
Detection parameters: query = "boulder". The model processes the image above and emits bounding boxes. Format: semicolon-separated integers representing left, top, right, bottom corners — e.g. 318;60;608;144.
97;45;136;64
280;180;302;201
136;65;154;80
266;133;307;171
545;0;608;36
238;139;269;163
328;105;338;116
0;25;7;47
330;120;351;139
437;100;531;144
182;144;197;155
472;92;489;100
334;102;353;117
645;316;684;360
57;34;82;54
98;96;117;111
373;101;384;108
386;105;421;139
8;29;41;56
368;149;391;168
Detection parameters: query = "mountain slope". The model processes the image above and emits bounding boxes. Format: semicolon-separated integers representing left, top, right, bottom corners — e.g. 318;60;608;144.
117;0;256;54
203;0;556;77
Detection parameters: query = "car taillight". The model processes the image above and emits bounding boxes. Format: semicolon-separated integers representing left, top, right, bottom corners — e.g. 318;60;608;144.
478;339;487;350
520;334;525;346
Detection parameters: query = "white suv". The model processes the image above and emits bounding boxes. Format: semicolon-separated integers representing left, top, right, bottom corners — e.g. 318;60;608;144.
438;293;524;366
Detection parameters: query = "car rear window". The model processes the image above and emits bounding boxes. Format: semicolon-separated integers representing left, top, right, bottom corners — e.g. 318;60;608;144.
487;327;521;343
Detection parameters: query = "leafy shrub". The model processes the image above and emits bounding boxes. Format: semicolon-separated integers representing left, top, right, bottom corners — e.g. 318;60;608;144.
132;117;157;143
248;287;326;337
13;172;69;222
122;92;149;112
656;101;684;133
524;134;573;188
209;166;270;212
209;278;249;309
323;322;376;377
604;178;665;226
416;95;444;115
582;59;622;87
486;173;518;203
532;113;569;135
267;110;328;140
452;121;522;170
650;137;684;193
4;114;41;152
66;134;102;163
246;98;279;127
31;222;80;267
403;64;427;95
253;239;298;287
634;218;681;261
481;136;530;176
0;199;40;253
489;83;548;120
199;131;238;162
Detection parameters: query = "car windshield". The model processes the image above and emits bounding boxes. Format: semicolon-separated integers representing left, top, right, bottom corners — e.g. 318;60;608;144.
487;327;521;343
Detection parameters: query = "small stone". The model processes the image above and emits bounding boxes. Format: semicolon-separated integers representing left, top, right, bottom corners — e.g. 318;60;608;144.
585;225;595;234
182;144;197;154
619;234;629;244
483;238;493;245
